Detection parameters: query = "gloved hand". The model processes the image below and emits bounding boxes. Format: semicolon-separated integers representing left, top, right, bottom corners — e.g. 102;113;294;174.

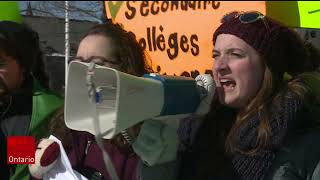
121;74;215;166
132;115;182;166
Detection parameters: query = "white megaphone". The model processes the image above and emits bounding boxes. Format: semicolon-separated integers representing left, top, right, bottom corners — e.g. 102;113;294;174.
65;61;214;139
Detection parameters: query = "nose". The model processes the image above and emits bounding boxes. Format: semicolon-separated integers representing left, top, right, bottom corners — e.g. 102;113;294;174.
213;57;230;76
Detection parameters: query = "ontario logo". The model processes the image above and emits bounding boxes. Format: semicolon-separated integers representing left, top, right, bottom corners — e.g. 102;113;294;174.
7;136;36;164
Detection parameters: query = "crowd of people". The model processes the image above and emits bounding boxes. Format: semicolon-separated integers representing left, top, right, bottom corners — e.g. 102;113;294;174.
1;10;320;180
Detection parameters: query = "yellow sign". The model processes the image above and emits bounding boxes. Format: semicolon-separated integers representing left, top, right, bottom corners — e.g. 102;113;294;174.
298;1;320;28
105;1;265;78
0;1;22;23
266;1;320;29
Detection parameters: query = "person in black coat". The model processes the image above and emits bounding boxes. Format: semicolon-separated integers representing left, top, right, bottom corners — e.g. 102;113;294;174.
177;11;320;180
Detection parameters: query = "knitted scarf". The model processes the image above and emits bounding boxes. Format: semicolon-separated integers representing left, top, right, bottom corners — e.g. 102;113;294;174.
178;91;304;180
232;91;303;180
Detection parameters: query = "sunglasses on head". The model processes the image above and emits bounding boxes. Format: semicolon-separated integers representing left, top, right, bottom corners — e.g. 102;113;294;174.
221;11;265;23
222;11;270;32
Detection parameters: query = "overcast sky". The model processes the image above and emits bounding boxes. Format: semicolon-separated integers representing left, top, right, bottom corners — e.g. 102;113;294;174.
19;1;103;22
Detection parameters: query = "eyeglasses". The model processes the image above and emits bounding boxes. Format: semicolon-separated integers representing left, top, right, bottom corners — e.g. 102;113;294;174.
221;11;269;31
72;56;122;67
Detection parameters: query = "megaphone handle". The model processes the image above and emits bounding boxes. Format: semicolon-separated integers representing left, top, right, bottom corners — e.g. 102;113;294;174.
86;62;119;180
92;105;119;180
87;62;98;103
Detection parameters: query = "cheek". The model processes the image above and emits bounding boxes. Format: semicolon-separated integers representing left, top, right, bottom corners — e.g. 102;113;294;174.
212;69;218;84
231;61;263;96
212;62;220;86
1;63;23;90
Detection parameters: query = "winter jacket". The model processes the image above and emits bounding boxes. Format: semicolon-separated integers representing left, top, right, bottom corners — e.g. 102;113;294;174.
265;72;320;180
5;79;63;180
177;72;320;180
67;131;139;180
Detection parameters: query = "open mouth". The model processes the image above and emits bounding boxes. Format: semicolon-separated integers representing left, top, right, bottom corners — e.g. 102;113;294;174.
220;78;236;91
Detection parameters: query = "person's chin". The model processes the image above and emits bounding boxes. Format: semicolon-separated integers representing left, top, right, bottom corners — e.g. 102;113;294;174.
222;94;241;108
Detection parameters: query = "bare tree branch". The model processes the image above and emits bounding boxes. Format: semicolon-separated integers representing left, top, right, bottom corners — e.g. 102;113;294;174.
23;8;58;17
21;1;103;22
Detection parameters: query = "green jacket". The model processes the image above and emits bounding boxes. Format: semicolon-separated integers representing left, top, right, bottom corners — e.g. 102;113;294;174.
266;71;320;180
10;80;63;180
